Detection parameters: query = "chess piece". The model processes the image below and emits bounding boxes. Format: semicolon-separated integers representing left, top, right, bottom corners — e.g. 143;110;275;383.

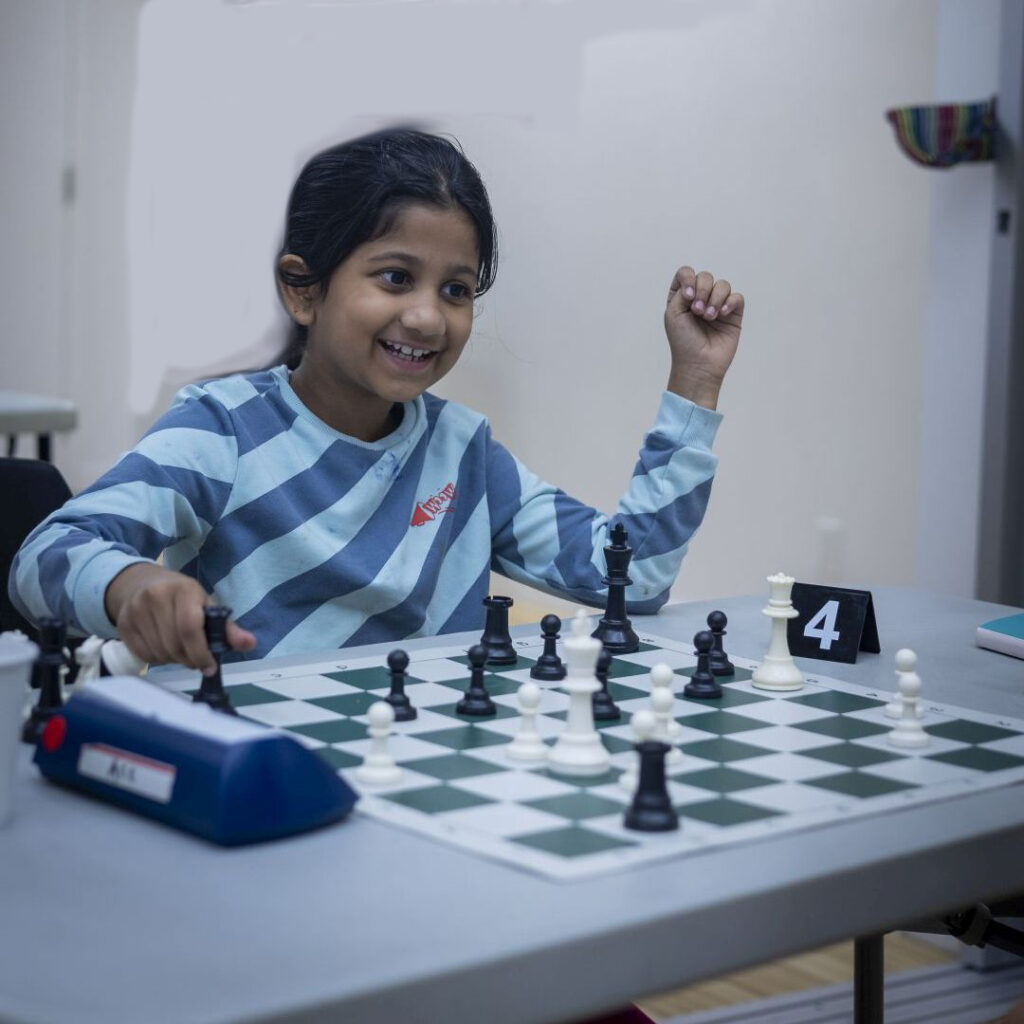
547;610;611;777
355;701;402;786
21;618;67;743
99;639;146;678
619;709;657;793
480;595;517;666
650;678;683;766
384;649;417;722
885;647;924;719
457;644;496;716
650;664;684;740
707;611;735;676
74;636;105;684
507;681;547;762
751;573;804;691
192;606;237;714
591;649;621;721
623;740;679;832
591;523;640;654
684;631;722;699
530;615;566;681
887;649;929;748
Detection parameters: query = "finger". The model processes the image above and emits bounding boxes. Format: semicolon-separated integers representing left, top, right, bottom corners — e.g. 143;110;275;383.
227;621;258;653
176;592;215;672
719;291;745;321
691;271;714;314
667;265;697;307
131;600;173;665
703;279;732;321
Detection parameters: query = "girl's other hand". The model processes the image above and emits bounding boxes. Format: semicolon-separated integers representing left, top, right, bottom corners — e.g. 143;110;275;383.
664;266;745;410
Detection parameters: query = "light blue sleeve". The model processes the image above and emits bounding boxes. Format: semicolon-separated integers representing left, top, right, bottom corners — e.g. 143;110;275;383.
8;391;239;637
487;391;721;612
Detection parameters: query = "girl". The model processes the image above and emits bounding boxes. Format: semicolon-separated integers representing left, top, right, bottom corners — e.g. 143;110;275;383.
10;127;744;676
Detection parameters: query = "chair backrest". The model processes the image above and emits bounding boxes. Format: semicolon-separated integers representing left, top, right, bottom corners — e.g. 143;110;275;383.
0;457;73;638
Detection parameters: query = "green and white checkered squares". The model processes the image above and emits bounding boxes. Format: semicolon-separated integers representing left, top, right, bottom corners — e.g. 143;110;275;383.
200;634;1024;881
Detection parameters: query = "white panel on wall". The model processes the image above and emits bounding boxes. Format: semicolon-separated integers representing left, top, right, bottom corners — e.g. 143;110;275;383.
5;0;951;610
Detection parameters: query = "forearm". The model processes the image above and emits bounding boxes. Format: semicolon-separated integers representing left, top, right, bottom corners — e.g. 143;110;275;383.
666;363;723;411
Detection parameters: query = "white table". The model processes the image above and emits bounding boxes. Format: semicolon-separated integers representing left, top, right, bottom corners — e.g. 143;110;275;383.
0;390;77;461
2;588;1023;1024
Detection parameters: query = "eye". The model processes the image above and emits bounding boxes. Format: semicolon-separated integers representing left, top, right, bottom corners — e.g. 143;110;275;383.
379;269;411;288
444;281;474;301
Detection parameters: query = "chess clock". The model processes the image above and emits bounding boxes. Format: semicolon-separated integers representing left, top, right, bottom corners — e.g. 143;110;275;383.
33;676;358;845
786;583;880;664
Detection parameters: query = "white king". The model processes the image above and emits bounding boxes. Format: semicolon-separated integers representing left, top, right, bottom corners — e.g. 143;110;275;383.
547;610;611;776
751;572;804;691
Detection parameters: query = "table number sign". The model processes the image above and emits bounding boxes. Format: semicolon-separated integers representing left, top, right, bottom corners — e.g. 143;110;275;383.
787;583;880;663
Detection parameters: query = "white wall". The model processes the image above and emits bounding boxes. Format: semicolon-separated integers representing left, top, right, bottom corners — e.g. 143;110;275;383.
5;0;951;612
0;0;71;402
915;0;1001;599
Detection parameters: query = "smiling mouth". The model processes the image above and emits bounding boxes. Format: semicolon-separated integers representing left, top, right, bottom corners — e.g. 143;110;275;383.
379;339;437;363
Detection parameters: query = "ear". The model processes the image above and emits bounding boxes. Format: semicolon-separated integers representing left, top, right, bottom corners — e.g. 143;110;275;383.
278;254;319;326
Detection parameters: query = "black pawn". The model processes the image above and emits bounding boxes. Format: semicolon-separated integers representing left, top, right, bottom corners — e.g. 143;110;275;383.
592;523;640;654
192;606;237;715
530;614;566;681
592;649;621;721
707;610;735;676
457;644;496;716
683;630;722;699
623;740;679;832
21;618;67;744
480;595;517;666
385;649;417;721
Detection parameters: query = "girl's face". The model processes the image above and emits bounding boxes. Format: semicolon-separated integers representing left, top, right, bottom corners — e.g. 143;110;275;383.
287;203;480;441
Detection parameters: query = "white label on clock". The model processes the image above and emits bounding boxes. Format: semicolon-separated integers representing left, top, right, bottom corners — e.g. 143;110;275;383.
804;600;842;650
77;743;176;804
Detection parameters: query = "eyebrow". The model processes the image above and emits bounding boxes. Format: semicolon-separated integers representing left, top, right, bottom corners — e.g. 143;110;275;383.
366;251;478;279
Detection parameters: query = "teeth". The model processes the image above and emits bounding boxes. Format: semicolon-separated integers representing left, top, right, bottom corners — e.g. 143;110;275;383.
383;340;432;360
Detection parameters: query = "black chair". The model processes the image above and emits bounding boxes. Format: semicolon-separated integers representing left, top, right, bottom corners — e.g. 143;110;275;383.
0;457;73;641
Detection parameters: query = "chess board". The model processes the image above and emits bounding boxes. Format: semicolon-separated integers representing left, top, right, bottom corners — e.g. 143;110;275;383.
162;632;1024;881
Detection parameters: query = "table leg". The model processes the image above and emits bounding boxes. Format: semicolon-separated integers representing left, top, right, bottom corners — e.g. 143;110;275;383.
7;435;15;457
37;434;51;462
854;934;885;1023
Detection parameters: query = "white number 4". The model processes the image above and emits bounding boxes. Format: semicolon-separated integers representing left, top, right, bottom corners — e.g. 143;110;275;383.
804;600;841;650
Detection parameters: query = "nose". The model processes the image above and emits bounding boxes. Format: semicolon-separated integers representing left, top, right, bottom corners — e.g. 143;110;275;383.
400;295;445;337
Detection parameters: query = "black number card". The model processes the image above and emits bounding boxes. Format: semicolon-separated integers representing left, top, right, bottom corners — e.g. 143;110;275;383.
787;583;880;664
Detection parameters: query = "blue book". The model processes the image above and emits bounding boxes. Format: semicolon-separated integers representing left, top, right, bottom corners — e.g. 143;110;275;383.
976;612;1024;661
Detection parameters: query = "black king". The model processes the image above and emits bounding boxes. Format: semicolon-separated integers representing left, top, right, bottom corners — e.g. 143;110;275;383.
591;522;640;654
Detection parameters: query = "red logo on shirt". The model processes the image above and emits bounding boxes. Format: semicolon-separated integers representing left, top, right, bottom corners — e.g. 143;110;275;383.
411;482;456;526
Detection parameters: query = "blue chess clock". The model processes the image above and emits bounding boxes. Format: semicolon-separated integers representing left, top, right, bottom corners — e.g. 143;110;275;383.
33;676;358;845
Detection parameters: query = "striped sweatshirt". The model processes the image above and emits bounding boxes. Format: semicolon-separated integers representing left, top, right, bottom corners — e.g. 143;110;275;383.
10;366;721;662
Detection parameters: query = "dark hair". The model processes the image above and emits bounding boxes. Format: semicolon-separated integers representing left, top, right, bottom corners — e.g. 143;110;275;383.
273;126;498;369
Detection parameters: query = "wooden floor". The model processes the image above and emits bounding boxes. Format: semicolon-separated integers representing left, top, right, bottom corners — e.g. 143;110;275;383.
499;591;959;1020
634;934;955;1020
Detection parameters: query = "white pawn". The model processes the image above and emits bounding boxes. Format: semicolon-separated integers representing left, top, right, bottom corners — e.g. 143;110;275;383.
887;649;929;748
507;681;547;762
355;701;402;786
650;684;684;766
74;636;106;683
650;664;684;743
102;639;147;677
619;708;658;793
884;647;924;719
